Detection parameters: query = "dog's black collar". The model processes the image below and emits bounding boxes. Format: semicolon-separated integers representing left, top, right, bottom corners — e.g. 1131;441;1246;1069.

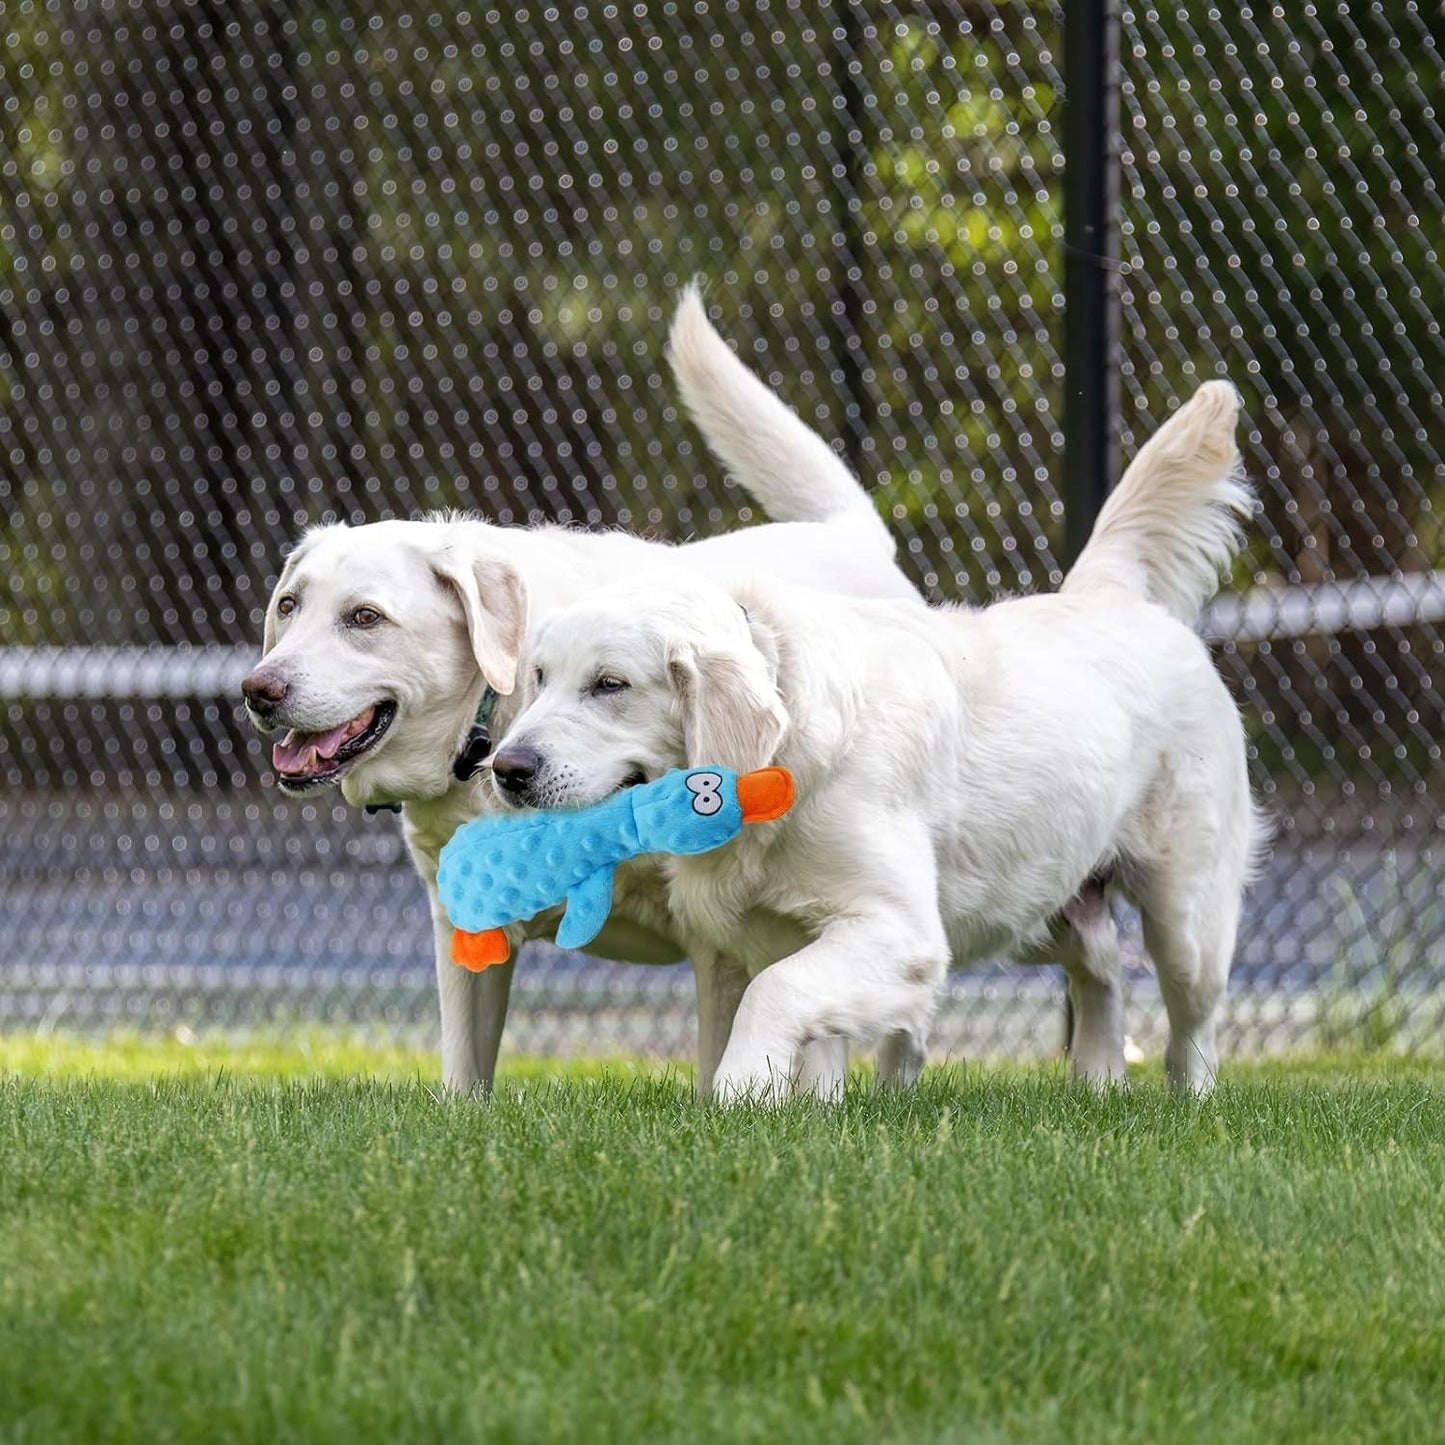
451;685;499;782
363;686;499;817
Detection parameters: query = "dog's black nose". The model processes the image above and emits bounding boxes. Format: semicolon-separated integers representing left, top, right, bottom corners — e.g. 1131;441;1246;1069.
241;665;288;714
491;744;542;796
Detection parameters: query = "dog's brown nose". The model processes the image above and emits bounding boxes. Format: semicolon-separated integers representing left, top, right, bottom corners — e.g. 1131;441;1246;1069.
241;665;289;712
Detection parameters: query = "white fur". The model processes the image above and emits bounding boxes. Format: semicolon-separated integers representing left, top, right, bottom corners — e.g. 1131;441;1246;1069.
496;382;1262;1100
669;283;895;551
247;292;917;1093
1062;381;1251;624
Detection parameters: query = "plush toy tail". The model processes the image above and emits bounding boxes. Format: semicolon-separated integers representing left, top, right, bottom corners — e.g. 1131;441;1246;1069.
451;927;511;972
736;766;794;824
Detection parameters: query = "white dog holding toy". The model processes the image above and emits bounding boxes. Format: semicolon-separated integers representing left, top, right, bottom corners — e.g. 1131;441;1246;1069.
489;381;1264;1099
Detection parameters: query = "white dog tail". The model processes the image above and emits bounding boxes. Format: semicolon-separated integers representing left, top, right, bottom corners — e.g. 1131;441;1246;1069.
1062;380;1251;625
667;283;894;554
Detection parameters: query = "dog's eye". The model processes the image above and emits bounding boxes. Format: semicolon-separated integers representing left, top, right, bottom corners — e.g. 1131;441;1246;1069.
349;605;384;629
591;675;629;697
533;667;545;690
276;595;297;618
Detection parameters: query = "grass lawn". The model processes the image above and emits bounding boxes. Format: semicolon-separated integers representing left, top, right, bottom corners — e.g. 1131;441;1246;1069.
2;1035;1443;1443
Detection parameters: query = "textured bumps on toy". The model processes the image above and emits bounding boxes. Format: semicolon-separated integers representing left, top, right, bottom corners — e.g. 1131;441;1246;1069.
437;765;794;970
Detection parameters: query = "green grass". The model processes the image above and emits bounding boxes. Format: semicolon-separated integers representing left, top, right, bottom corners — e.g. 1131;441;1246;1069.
2;1039;1443;1443
0;1030;631;1086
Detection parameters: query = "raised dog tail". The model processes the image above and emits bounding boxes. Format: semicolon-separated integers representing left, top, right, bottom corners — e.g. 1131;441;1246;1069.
667;283;895;556
1061;381;1251;626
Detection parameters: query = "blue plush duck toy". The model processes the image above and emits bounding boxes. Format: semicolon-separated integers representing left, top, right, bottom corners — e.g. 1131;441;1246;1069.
436;766;795;970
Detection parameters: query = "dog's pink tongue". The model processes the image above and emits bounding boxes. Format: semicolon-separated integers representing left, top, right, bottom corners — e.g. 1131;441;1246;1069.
272;721;354;774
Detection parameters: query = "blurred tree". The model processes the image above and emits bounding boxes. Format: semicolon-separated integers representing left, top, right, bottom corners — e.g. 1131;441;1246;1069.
0;0;1438;795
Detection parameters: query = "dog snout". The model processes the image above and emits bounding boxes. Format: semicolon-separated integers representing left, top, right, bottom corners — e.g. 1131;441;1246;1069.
491;743;543;800
241;664;289;719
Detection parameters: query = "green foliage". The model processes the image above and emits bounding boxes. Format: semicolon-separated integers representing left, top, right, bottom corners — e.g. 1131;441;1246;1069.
1116;4;1445;582
854;12;1066;594
2;1056;1444;1442
0;4;1437;771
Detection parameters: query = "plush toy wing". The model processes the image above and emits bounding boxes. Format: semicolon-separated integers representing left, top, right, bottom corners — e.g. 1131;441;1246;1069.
437;766;794;971
554;866;615;951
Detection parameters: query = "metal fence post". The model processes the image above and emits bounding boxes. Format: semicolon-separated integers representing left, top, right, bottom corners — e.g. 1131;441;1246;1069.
1062;0;1121;565
1061;0;1121;1054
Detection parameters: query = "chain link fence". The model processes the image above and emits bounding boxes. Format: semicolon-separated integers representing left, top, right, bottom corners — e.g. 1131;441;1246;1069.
2;1;1441;1064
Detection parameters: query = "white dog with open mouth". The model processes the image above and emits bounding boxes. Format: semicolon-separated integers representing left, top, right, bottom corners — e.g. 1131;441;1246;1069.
489;382;1264;1099
243;287;918;1092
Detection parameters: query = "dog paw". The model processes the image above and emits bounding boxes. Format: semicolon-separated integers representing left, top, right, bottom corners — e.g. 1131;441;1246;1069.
710;1066;792;1108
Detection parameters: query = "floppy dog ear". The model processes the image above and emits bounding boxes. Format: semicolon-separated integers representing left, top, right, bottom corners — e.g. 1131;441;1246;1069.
431;543;530;696
262;525;337;653
668;638;788;773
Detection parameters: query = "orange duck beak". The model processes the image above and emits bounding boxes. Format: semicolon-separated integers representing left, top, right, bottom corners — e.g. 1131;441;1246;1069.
735;767;794;824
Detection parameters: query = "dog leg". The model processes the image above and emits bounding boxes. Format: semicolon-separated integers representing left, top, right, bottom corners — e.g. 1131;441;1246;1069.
796;1038;849;1102
1062;956;1127;1088
692;948;749;1100
875;1029;927;1089
712;909;946;1105
709;817;948;1105
695;952;846;1100
1057;883;1128;1088
429;902;515;1094
466;952;515;1093
1139;871;1241;1094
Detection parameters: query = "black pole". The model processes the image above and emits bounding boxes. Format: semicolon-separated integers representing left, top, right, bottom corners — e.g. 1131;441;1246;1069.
1061;0;1120;1056
1062;0;1121;568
